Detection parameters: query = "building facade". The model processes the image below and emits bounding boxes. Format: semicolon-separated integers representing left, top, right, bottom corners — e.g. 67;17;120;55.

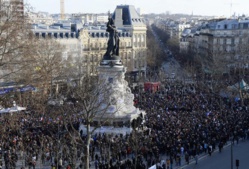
113;5;147;81
32;5;147;83
177;18;249;73
196;19;249;70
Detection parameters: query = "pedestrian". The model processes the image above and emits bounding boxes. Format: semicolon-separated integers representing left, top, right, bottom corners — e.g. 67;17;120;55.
59;158;63;169
166;158;170;169
95;160;99;169
195;155;198;164
218;142;223;153
180;146;184;156
170;157;173;169
204;142;207;153
208;145;212;156
32;154;36;165
185;152;189;164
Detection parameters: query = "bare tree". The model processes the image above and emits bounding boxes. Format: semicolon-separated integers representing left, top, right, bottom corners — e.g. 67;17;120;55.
146;26;165;68
60;73;122;169
0;0;34;82
15;38;65;113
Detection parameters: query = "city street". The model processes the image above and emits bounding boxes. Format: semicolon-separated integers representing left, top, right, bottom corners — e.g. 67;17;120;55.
182;140;249;169
150;25;190;83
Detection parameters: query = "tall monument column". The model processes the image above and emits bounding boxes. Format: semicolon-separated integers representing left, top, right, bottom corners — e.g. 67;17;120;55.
96;15;145;131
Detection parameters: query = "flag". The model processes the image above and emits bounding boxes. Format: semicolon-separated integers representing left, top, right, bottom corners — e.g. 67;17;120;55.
149;165;157;169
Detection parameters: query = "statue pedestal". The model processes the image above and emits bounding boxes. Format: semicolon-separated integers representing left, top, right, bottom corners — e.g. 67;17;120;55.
80;58;145;135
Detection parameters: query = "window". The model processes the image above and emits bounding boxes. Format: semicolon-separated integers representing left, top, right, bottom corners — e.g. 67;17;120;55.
122;7;131;25
243;23;248;29
213;38;217;44
226;46;231;52
141;34;144;42
235;38;239;44
133;35;136;42
219;39;223;45
137;35;140;42
239;23;243;29
226;38;231;45
232;24;237;29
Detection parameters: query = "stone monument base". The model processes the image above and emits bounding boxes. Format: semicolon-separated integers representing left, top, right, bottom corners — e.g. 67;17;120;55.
82;55;146;135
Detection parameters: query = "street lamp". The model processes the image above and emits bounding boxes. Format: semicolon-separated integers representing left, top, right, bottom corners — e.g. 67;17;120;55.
231;140;240;169
231;143;233;169
236;159;239;169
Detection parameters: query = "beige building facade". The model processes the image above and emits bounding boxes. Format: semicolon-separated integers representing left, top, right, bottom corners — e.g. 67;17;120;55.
80;5;147;81
32;5;147;82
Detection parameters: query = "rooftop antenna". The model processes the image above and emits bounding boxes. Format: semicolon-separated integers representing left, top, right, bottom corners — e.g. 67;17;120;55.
225;0;239;18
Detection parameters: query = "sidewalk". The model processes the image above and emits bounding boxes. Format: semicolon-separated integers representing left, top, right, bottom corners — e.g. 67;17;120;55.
171;141;238;169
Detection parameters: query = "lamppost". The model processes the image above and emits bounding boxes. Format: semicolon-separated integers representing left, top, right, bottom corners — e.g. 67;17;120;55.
50;67;53;98
231;132;241;169
236;159;239;169
231;143;233;169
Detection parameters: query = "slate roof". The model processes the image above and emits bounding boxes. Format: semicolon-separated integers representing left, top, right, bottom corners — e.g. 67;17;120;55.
113;5;146;27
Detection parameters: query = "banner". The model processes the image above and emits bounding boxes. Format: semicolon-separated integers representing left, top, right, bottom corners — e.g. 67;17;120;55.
149;165;156;169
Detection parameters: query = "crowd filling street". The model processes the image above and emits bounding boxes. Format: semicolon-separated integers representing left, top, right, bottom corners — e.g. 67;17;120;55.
0;81;249;169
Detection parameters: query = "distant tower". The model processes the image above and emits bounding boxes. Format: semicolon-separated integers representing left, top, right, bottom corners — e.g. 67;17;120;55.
60;0;65;20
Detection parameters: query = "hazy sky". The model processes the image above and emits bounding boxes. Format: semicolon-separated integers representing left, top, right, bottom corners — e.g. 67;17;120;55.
25;0;249;17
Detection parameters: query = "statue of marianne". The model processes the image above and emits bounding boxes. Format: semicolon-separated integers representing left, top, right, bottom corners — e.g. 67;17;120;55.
104;17;119;59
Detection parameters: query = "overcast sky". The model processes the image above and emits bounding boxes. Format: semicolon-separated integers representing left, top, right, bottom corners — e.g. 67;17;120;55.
25;0;249;17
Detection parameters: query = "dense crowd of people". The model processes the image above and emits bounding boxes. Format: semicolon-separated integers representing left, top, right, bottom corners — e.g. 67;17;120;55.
134;82;249;168
0;81;249;169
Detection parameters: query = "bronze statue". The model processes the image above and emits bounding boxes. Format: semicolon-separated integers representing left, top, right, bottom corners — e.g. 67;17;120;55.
104;17;119;60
